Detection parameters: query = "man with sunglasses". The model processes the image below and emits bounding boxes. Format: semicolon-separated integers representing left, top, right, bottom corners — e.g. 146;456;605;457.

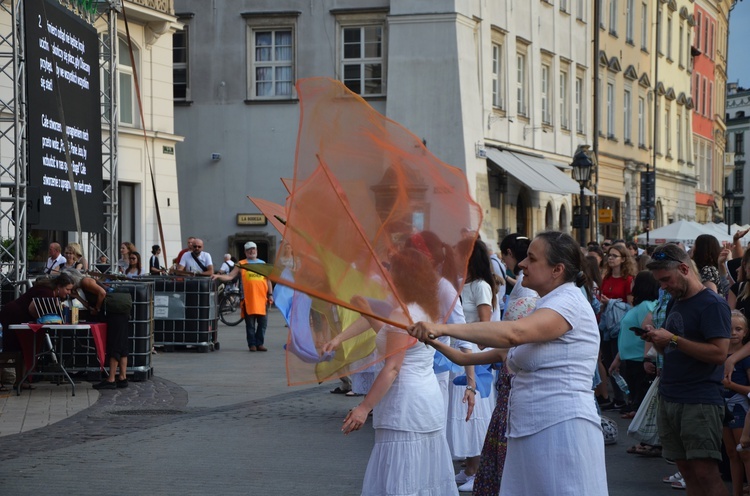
645;244;730;495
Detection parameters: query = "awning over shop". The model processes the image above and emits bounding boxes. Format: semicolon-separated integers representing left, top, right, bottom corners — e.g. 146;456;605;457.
485;147;592;196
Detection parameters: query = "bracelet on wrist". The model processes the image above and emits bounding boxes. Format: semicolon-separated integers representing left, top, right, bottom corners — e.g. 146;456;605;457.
465;386;477;394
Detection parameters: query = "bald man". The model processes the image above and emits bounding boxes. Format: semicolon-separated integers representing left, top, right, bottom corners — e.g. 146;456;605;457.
177;238;213;276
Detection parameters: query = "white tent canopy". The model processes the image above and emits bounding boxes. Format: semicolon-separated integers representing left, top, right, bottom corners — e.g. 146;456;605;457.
636;220;735;246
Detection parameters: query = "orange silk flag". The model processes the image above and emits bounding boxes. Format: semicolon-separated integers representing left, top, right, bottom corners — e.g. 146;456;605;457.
249;78;482;385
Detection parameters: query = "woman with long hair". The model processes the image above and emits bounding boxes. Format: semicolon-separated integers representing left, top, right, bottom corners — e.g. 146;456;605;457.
62;243;85;271
342;248;458;496
125;251;143;277
599;243;637;410
408;232;608;495
117;242;136;274
448;238;497;492
692;234;729;298
728;249;750;316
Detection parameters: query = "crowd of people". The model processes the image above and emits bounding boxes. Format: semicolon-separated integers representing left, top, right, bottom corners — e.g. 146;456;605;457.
321;226;750;496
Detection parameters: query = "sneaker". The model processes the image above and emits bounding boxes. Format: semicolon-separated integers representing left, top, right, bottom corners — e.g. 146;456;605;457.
93;380;116;390
257;345;268;352
598;400;615;410
455;470;471;485
613;400;627;409
458;476;475;492
116;378;128;389
248;346;257;352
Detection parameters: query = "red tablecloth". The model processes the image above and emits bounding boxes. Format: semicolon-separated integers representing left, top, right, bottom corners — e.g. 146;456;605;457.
15;323;108;371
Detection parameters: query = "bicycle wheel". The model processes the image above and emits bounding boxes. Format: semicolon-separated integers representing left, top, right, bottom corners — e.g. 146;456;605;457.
219;293;243;326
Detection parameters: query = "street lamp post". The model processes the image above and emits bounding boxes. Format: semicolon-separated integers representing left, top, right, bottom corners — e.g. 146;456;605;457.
571;146;594;248
725;190;737;235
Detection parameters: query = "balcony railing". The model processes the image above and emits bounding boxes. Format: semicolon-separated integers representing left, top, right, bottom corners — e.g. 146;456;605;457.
127;0;174;15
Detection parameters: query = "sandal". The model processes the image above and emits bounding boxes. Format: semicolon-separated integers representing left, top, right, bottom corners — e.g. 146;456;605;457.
627;444;642;454
636;445;662;457
330;386;350;394
663;472;682;484
671;478;686;490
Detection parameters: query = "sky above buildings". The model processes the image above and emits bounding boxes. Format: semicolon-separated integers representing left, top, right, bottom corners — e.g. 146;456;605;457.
728;1;750;88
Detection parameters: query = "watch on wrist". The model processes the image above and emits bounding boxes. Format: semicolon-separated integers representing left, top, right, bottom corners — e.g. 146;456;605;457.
670;334;679;346
465;385;477;394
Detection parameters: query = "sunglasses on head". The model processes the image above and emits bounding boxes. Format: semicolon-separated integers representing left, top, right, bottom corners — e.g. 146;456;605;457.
651;251;684;264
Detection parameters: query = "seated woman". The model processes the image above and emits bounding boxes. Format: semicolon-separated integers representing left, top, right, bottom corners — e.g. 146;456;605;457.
62;243;86;271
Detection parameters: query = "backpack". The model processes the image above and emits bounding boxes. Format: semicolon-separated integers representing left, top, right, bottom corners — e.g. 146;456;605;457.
598;298;632;341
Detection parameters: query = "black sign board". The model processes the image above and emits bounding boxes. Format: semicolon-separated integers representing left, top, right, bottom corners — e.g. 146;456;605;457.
24;0;103;231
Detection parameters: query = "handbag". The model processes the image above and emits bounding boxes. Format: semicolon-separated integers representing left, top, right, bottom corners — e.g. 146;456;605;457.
627;376;661;446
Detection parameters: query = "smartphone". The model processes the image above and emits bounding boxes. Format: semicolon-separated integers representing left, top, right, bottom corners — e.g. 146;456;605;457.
629;326;647;336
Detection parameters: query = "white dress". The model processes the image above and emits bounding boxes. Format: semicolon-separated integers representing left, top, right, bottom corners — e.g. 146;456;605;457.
361;304;458;496
501;282;608;496
446;280;494;458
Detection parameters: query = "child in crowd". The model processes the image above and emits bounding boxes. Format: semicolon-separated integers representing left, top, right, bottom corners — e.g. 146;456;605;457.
723;310;750;496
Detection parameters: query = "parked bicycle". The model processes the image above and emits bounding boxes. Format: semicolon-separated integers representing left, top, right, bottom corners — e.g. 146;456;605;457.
218;283;242;326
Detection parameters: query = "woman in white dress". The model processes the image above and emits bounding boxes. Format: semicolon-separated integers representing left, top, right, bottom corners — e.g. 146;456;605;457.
408;232;608;496
341;248;458;496
448;238;497;492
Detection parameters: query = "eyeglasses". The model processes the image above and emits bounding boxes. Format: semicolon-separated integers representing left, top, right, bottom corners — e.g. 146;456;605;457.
651;251;684;264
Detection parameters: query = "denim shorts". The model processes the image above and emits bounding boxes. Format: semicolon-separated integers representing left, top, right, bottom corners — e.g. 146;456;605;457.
725;402;748;430
657;397;723;461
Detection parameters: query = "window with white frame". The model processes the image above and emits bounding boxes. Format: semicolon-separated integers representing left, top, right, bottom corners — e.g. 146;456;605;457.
173;24;189;101
657;9;663;54
541;63;551;124
687;31;692;70
665;105;671;156
575;75;584;133
696;12;702;51
641;3;648;50
341;25;384;96
609;0;618;35
703;18;708;56
492;42;504;109
607;82;615;138
623;89;632;143
667;15;673;60
560;69;569;129
244;13;298;100
516;51;527;116
676;110;682;160
706;142;712;190
626;0;634;43
117;37;137;126
685;113;691;162
693;73;700;110
638;96;645;146
252;29;294;98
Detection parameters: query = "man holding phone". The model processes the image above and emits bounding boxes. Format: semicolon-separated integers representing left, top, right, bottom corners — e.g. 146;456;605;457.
644;243;730;495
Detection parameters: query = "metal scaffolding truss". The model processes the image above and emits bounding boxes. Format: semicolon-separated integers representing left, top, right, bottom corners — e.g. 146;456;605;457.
0;0;119;295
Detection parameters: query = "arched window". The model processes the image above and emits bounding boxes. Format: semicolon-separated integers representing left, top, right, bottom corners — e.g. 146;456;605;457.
559;204;569;233
545;202;554;231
